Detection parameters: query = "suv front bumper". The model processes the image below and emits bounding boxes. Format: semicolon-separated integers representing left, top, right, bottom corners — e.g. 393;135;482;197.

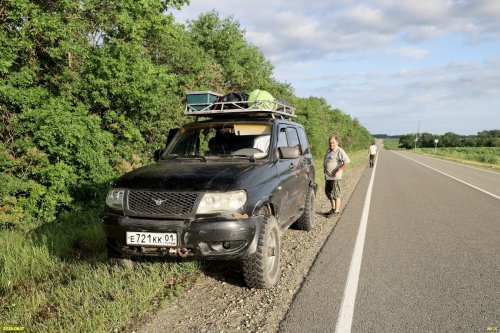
100;213;263;260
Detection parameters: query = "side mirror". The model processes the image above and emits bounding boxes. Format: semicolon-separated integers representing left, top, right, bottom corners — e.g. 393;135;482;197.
154;148;164;162
155;127;179;161
277;147;300;159
166;128;179;146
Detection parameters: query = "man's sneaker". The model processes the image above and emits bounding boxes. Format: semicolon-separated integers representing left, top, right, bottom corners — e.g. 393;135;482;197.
324;209;335;217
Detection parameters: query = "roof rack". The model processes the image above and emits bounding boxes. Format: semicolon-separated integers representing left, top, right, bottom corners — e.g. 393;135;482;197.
184;100;296;119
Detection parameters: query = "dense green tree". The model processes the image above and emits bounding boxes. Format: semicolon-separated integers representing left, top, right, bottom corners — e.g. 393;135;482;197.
399;134;417;149
440;132;462;147
419;132;437;148
476;130;500;147
395;130;499;148
462;136;478;147
187;11;274;91
1;0;190;225
0;2;373;227
295;97;371;157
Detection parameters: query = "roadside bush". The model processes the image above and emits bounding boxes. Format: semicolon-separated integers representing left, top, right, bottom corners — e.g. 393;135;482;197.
296;97;372;157
0;1;373;230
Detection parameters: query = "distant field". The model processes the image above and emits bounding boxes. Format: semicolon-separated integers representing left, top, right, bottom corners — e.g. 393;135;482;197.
379;138;499;170
313;148;368;189
417;147;500;169
381;138;400;150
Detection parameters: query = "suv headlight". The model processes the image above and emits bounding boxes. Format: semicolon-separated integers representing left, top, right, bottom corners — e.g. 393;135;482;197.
106;189;125;210
197;190;247;214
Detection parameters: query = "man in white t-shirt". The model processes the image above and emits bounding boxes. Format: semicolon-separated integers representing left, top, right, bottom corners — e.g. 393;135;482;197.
324;134;350;217
369;141;377;167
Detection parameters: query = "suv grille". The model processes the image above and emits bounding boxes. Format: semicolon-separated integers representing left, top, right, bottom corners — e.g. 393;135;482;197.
127;190;199;217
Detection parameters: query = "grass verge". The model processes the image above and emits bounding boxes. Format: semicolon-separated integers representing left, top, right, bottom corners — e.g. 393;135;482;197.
313;148;368;189
380;138;499;172
414;147;500;172
0;211;199;333
380;138;400;150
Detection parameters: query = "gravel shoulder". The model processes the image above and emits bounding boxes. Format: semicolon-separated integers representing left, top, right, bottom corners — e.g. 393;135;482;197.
132;163;367;333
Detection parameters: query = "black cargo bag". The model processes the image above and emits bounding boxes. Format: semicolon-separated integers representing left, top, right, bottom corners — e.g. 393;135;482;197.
213;91;248;110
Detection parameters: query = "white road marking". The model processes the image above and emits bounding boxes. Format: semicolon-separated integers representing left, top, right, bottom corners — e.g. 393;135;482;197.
334;156;378;333
395;152;500;201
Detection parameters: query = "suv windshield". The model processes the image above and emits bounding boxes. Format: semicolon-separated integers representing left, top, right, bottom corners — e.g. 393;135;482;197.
164;123;272;159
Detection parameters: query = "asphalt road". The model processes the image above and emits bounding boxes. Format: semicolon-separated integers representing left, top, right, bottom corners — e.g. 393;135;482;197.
280;149;500;332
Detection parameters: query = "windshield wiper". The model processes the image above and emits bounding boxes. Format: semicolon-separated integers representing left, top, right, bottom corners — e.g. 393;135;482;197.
231;154;256;162
167;154;207;162
192;154;207;162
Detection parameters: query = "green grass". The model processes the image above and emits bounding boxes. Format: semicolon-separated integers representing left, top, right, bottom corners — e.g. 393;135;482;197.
0;211;199;333
381;138;400;150
313;148;368;189
415;147;500;171
380;138;499;171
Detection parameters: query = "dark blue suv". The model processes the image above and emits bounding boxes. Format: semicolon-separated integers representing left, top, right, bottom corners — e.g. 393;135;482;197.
100;109;316;288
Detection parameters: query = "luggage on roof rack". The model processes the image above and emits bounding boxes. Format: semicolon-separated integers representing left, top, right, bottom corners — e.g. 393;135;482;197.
185;91;222;111
185;91;296;119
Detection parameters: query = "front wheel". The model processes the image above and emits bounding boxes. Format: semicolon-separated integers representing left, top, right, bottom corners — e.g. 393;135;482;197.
242;215;281;289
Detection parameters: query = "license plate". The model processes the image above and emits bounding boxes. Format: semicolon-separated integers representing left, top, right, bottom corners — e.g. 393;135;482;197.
126;232;177;247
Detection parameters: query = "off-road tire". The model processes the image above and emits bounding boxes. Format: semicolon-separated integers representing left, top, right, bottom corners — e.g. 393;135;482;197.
294;187;316;231
242;214;281;289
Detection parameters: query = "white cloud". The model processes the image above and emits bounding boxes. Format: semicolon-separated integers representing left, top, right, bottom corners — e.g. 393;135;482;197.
173;0;500;134
387;46;430;59
340;4;387;30
174;0;500;63
404;25;444;42
310;59;500;134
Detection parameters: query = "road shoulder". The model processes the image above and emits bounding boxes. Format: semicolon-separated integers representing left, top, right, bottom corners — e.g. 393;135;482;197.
131;163;368;333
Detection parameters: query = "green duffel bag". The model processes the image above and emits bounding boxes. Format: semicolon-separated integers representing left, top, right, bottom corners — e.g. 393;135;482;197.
248;89;277;110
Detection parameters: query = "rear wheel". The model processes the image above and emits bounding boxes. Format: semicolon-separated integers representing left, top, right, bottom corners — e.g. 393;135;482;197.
295;187;316;231
242;210;281;289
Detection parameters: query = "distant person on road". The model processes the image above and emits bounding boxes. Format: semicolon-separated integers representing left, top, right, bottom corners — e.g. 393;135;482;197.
369;141;378;167
324;134;350;217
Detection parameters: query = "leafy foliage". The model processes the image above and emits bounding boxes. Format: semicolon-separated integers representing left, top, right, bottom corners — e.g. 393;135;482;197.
398;130;500;149
296;97;372;157
188;11;274;91
418;147;500;166
1;1;372;227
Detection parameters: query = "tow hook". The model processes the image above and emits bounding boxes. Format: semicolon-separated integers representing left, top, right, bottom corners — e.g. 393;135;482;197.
177;247;189;257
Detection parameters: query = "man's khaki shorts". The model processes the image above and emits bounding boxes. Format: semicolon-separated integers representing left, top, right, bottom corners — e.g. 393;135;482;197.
325;179;341;200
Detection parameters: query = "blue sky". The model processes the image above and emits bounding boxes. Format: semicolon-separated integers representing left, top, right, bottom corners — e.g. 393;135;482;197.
173;0;500;135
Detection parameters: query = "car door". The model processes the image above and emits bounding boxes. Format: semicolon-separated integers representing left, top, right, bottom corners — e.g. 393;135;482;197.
275;125;308;224
285;126;309;214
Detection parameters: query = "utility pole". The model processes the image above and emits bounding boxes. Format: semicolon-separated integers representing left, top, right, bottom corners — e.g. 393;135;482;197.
414;121;420;149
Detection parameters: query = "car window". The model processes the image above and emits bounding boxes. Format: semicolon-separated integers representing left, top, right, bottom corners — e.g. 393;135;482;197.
286;128;302;154
277;129;288;148
253;135;271;152
166;123;272;158
169;129;198;156
297;127;309;154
